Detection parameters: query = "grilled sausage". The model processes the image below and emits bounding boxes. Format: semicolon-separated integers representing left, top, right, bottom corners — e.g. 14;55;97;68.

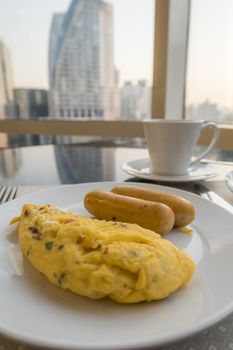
111;186;195;227
84;190;175;234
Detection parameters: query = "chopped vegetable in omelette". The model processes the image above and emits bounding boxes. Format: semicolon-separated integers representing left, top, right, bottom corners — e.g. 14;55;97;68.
11;204;195;303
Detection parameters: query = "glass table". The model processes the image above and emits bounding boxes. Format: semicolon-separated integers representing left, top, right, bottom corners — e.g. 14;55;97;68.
0;142;232;350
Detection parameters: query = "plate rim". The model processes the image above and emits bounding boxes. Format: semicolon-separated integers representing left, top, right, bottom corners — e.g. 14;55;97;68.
122;158;219;182
0;181;233;350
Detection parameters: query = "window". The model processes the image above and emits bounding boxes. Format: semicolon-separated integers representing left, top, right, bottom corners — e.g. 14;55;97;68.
0;0;154;128
185;0;233;124
151;0;232;153
0;0;232;153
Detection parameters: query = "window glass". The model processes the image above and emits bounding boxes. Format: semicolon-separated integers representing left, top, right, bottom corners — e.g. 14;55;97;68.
185;0;233;124
0;0;154;128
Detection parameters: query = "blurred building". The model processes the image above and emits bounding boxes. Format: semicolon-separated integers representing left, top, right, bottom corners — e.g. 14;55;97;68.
0;39;14;118
54;144;115;183
186;100;220;122
8;89;49;146
0;39;15;147
49;0;120;121
14;89;48;119
0;148;22;178
121;80;151;120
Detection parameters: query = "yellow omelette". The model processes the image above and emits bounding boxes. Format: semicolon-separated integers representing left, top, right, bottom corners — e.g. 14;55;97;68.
11;204;195;303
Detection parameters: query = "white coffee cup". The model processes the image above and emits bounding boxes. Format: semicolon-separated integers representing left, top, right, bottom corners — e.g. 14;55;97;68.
143;119;220;176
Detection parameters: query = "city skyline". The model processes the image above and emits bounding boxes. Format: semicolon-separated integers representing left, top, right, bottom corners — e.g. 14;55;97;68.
0;0;154;89
1;33;232;124
1;0;233;116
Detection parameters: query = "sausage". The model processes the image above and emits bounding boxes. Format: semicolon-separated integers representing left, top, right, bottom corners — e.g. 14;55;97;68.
84;190;175;234
111;186;195;227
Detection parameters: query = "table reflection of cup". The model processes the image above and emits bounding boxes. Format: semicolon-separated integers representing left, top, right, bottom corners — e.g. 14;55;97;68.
143;119;220;176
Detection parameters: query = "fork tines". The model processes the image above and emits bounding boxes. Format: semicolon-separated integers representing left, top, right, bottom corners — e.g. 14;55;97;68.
0;186;18;204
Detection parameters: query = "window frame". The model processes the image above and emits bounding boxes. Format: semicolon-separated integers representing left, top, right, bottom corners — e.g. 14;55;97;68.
0;0;232;151
151;0;233;150
0;119;232;150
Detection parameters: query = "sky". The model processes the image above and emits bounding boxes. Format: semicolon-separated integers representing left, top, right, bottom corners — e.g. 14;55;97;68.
186;0;233;110
1;0;233;110
0;0;154;88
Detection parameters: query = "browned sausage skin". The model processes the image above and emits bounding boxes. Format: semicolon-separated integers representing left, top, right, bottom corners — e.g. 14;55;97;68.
111;186;195;227
84;190;175;234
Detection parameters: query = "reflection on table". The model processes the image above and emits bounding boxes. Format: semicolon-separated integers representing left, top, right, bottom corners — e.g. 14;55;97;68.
0;143;148;185
0;141;232;206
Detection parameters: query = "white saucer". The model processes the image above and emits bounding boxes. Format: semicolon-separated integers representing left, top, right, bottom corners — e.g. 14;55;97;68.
122;158;219;182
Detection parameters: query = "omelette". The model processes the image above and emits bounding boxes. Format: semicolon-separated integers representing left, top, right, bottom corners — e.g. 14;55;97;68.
11;204;195;303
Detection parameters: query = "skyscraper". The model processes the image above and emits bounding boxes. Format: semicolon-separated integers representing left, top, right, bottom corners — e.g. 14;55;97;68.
121;80;151;120
0;39;14;117
0;39;14;147
14;88;48;120
49;0;119;120
9;89;49;146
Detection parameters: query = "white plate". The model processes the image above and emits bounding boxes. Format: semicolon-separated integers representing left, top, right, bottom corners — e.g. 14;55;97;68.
1;182;233;350
122;158;219;182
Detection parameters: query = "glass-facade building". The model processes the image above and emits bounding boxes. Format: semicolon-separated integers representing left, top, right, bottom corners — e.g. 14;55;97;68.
49;0;119;121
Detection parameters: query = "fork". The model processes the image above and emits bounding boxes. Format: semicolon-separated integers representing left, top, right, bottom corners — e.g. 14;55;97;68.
0;186;18;204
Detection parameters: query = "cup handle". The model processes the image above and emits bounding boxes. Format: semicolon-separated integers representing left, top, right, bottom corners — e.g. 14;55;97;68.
190;122;220;166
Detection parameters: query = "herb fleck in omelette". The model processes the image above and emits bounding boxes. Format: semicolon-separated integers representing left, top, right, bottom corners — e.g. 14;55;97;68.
11;204;195;303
